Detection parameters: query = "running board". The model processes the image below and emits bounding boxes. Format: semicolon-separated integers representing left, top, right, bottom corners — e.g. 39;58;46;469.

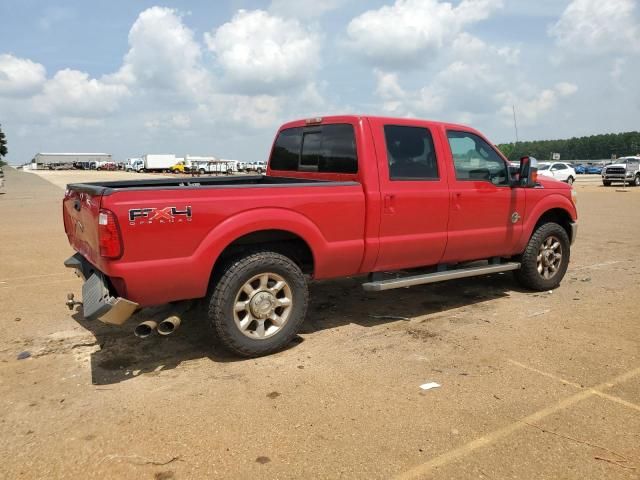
362;262;521;292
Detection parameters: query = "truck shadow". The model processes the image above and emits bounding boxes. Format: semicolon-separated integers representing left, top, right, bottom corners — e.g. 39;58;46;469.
72;272;524;385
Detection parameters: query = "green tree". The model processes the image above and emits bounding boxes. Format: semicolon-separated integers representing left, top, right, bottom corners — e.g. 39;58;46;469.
0;123;7;166
496;131;640;161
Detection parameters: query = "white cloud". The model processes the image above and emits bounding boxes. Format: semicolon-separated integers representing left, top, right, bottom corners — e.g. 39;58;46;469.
498;82;578;125
33;69;130;117
347;0;503;67
109;6;209;99
374;69;406;100
549;0;640;56
269;0;345;18
228;94;283;128
205;10;319;94
0;54;47;96
371;31;576;132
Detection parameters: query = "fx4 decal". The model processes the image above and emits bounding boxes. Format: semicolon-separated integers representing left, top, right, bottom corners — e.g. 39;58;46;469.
129;206;192;225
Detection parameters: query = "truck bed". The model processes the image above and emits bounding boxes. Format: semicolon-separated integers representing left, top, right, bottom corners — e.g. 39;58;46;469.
67;175;357;195
63;173;366;306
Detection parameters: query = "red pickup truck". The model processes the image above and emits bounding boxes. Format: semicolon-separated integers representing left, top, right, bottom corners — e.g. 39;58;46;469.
63;115;578;356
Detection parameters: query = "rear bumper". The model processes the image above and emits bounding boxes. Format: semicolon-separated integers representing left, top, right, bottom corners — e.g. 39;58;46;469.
64;253;138;325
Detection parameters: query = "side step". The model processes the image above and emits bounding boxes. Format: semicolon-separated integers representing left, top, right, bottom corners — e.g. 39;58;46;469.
362;262;521;292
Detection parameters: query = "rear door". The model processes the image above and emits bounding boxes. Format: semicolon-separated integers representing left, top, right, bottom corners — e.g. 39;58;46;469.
370;119;450;271
441;129;524;263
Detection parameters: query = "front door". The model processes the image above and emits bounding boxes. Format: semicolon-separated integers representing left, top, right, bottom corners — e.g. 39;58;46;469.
441;129;525;263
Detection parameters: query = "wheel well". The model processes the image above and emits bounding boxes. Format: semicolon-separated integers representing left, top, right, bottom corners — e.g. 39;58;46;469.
534;208;573;241
209;230;314;285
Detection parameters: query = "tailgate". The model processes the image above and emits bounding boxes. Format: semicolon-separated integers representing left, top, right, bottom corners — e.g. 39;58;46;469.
63;188;102;264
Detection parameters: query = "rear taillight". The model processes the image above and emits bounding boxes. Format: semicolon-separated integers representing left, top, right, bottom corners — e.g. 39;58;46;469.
98;209;123;259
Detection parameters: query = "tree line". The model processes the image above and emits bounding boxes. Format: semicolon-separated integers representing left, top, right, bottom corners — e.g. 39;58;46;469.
497;131;640;161
0;123;7;166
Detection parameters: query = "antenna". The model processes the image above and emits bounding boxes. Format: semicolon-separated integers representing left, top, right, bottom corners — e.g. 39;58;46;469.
512;104;519;144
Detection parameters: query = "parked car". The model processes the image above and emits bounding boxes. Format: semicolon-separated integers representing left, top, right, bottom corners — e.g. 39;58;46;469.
601;156;640;186
585;165;603;174
537;162;576;184
96;162;117;171
573;164;586;174
63;115;578;357
246;161;267;174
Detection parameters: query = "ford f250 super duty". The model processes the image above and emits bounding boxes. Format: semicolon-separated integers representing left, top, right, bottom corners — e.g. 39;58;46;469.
63;115;578;357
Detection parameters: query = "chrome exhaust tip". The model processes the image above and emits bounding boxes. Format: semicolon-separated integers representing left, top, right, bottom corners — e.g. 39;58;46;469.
157;315;181;336
134;320;158;338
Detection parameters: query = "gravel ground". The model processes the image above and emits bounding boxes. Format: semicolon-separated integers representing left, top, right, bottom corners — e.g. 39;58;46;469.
0;167;638;479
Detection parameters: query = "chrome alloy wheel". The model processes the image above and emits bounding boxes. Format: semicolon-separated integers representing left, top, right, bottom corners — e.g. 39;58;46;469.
537;235;563;279
233;273;293;339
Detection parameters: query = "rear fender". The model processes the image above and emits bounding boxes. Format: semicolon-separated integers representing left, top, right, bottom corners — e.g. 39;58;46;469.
192;208;362;295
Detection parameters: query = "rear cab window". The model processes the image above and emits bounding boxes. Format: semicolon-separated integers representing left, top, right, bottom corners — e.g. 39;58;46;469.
270;124;358;175
384;125;439;181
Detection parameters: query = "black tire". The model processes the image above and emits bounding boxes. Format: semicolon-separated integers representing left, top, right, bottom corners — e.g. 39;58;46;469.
199;168;205;175
514;222;570;291
633;175;640;187
566;176;574;185
603;180;611;186
208;251;308;357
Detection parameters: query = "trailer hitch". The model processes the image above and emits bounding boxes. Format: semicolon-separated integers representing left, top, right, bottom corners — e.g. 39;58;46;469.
66;293;83;310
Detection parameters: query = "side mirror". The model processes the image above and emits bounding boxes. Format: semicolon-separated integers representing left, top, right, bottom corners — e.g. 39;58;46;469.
518;156;538;187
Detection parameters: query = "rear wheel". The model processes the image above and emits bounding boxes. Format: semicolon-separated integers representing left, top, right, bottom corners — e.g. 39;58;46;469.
208;251;308;357
515;222;570;291
633;175;640;187
566;176;574;185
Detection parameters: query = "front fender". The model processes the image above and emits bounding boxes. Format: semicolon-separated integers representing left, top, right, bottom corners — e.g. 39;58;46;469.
517;192;577;252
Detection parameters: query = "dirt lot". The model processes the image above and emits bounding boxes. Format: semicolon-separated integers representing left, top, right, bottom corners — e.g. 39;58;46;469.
1;167;638;479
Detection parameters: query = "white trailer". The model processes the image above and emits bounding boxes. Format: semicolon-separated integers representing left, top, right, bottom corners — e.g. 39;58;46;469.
141;154;177;172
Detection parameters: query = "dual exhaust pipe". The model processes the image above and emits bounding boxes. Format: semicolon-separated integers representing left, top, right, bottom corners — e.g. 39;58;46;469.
134;315;181;338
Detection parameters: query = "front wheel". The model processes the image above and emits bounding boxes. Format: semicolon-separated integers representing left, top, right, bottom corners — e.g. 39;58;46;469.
515;222;570;291
633;175;640;187
603;180;611;186
208;251;308;357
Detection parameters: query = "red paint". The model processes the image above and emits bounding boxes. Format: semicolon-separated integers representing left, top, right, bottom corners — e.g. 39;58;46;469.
63;115;577;306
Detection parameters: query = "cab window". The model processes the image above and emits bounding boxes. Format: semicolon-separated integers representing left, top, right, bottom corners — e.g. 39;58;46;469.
384;125;439;180
447;130;509;185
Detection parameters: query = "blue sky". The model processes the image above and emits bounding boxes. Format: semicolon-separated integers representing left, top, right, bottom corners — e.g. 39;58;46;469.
0;0;638;164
